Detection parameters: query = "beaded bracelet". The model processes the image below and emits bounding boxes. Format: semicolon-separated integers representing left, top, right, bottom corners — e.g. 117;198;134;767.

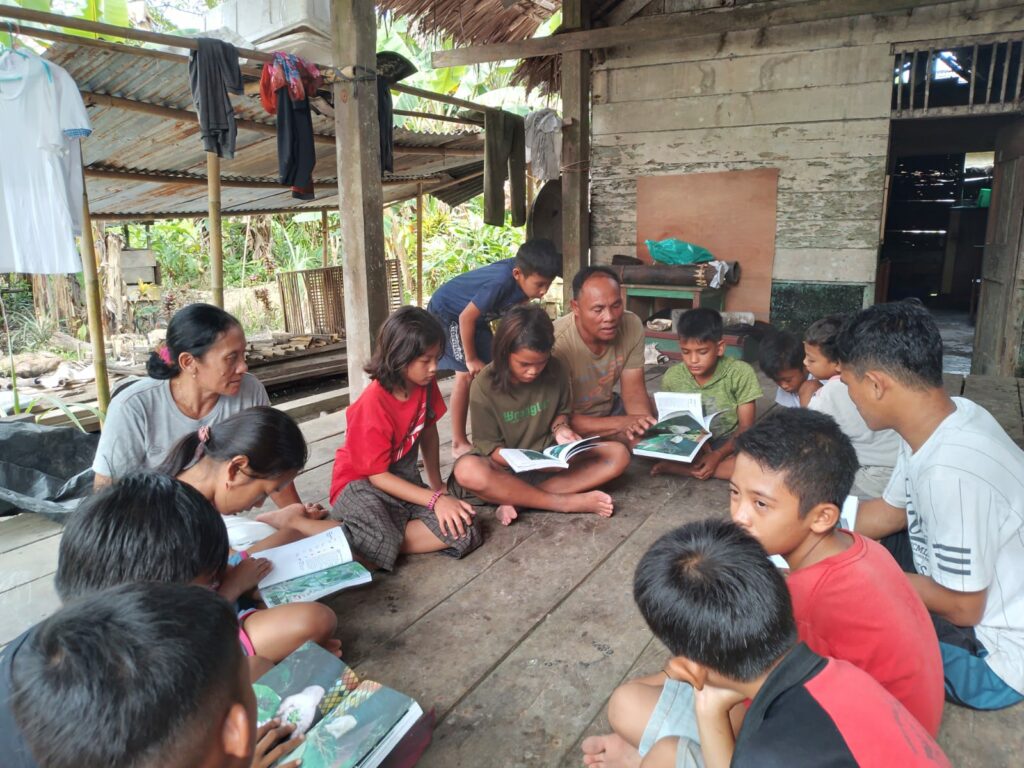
427;488;445;511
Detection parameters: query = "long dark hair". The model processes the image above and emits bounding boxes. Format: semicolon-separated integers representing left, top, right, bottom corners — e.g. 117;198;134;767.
364;306;444;393
489;304;554;395
157;406;308;478
147;303;242;380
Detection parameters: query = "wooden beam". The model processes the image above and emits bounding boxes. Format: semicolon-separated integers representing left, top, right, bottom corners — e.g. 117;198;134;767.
207;153;224;308
393;109;482;127
431;0;965;66
416;183;424;307
390;82;484;114
322;209;330;267
604;0;657;27
84;167;284;188
332;0;389;398
78;171;110;415
562;0;592;306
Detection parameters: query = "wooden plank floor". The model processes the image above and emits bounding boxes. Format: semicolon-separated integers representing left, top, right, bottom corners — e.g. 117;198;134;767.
2;372;1023;766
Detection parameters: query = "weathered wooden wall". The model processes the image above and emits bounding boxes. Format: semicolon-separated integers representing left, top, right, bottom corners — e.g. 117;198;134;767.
589;0;1024;322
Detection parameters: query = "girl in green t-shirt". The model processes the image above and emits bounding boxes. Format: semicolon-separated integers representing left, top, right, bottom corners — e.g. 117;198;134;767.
450;305;631;526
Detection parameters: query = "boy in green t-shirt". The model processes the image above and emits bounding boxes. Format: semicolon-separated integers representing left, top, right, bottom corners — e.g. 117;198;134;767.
651;308;762;481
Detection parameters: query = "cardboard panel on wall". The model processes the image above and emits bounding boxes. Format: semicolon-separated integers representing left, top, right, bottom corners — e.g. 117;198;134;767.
635;168;779;319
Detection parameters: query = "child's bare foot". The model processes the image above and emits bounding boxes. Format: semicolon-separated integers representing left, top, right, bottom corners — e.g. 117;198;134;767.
452;441;474;460
321;638;343;657
255;503;308;529
581;733;641;768
650;460;693;477
303;503;328;519
495;504;519;526
562;491;614;517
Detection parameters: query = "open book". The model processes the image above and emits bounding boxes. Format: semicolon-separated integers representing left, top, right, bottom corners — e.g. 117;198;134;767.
499;435;601;473
257;528;372;609
633;392;720;464
254;642;433;768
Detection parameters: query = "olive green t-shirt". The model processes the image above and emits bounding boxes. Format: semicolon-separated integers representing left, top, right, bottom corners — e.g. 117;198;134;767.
551;311;646;417
469;357;572;456
661;356;763;438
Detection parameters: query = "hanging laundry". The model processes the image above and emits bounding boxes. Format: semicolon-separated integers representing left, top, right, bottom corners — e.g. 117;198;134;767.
188;37;243;159
524;108;562;182
260;52;321;199
375;52;416;174
0;51;90;274
483;108;527;228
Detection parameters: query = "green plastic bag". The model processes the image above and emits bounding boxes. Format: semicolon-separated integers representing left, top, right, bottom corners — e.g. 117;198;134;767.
645;238;715;265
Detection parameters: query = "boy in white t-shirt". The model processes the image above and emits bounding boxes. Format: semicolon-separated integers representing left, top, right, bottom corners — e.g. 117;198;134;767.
838;300;1024;710
803;315;900;499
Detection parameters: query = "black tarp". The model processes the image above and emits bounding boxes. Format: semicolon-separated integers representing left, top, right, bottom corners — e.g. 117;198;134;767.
0;421;97;519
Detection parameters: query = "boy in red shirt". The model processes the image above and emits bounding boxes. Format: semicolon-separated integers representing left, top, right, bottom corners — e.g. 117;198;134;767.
583;408;943;768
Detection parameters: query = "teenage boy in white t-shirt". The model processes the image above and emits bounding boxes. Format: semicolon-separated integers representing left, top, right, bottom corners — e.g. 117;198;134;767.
838;299;1024;710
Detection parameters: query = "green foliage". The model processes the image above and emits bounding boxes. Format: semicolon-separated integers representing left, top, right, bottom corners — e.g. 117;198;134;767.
8;311;58;352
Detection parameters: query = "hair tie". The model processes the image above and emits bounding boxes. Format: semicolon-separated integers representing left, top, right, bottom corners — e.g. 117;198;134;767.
158;345;174;366
184;426;212;470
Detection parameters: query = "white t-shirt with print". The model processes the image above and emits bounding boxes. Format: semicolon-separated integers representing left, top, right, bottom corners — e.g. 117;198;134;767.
883;397;1024;694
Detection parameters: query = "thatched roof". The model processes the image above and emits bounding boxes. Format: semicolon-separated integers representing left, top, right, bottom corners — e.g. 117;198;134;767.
381;0;631;94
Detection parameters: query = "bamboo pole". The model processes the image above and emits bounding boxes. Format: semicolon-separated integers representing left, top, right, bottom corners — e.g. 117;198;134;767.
321;209;330;267
207;153;224;308
79;171;110;414
416;183;424;307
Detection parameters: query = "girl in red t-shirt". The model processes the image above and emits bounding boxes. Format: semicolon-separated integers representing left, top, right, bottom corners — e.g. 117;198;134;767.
328;307;482;570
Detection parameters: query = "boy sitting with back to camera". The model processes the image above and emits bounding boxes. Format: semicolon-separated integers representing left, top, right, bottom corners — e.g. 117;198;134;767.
583;408;944;768
650;308;762;481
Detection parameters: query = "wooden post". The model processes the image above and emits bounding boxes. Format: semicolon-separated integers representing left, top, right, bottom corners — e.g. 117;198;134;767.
561;0;592;307
416;183;424;307
79;175;110;414
321;209;330;267
207;152;224;308
331;0;389;398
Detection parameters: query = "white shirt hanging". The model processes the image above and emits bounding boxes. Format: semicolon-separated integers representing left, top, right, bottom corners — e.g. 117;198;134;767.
0;52;90;274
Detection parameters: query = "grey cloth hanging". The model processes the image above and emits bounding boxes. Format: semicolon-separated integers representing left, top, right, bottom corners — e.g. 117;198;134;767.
524;108;562;182
188;37;244;159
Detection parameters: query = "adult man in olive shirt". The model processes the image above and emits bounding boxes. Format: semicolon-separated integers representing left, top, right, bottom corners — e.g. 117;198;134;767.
552;266;657;442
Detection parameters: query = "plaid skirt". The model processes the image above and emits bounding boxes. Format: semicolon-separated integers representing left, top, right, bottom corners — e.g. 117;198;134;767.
329;447;482;570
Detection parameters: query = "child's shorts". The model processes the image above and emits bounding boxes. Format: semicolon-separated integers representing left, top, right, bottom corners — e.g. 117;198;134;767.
640;679;704;767
434;316;494;373
446;454;548;506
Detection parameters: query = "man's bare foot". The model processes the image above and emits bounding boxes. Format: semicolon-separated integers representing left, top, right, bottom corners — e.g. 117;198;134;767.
561;491;614;517
452;441;474;460
255;503;308;529
581;733;642;768
496;504;519;526
303;503;328;519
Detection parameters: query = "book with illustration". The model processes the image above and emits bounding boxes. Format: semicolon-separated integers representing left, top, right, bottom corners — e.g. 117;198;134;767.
257;528;372;608
253;642;432;768
498;435;601;473
633;392;720;464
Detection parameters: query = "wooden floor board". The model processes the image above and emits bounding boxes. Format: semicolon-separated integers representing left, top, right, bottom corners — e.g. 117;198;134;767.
0;514;63;555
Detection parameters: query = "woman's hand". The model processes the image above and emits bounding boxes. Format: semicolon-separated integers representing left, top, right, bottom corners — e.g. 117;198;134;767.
218;557;272;602
433;495;476;539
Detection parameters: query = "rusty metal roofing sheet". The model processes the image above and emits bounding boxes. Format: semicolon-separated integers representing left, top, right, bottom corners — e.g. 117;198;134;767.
41;41;486;219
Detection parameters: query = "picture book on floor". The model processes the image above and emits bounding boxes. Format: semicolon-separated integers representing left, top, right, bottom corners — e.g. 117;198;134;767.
254;642;431;768
499;435;602;473
633;392;720;463
257;528;372;608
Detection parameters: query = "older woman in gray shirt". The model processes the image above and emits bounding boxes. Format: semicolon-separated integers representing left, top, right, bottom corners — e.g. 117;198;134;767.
92;303;302;510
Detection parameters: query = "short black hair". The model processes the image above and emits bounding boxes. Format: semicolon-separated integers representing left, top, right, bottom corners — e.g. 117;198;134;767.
676;307;722;343
515;238;562;279
803;314;846;363
571;265;620;299
758;330;806;380
489;304;555;395
56;472;228;601
159;405;308;479
634;519;797;681
364;305;445;392
835;300;944;389
11;582;243;768
734;408;858;516
147;303;242;380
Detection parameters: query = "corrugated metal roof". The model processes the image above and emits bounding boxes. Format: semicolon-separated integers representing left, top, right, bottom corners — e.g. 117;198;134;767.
42;41;486;219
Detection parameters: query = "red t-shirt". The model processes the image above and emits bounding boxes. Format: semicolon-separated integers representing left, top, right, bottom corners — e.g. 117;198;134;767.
329;379;447;505
787;531;945;736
